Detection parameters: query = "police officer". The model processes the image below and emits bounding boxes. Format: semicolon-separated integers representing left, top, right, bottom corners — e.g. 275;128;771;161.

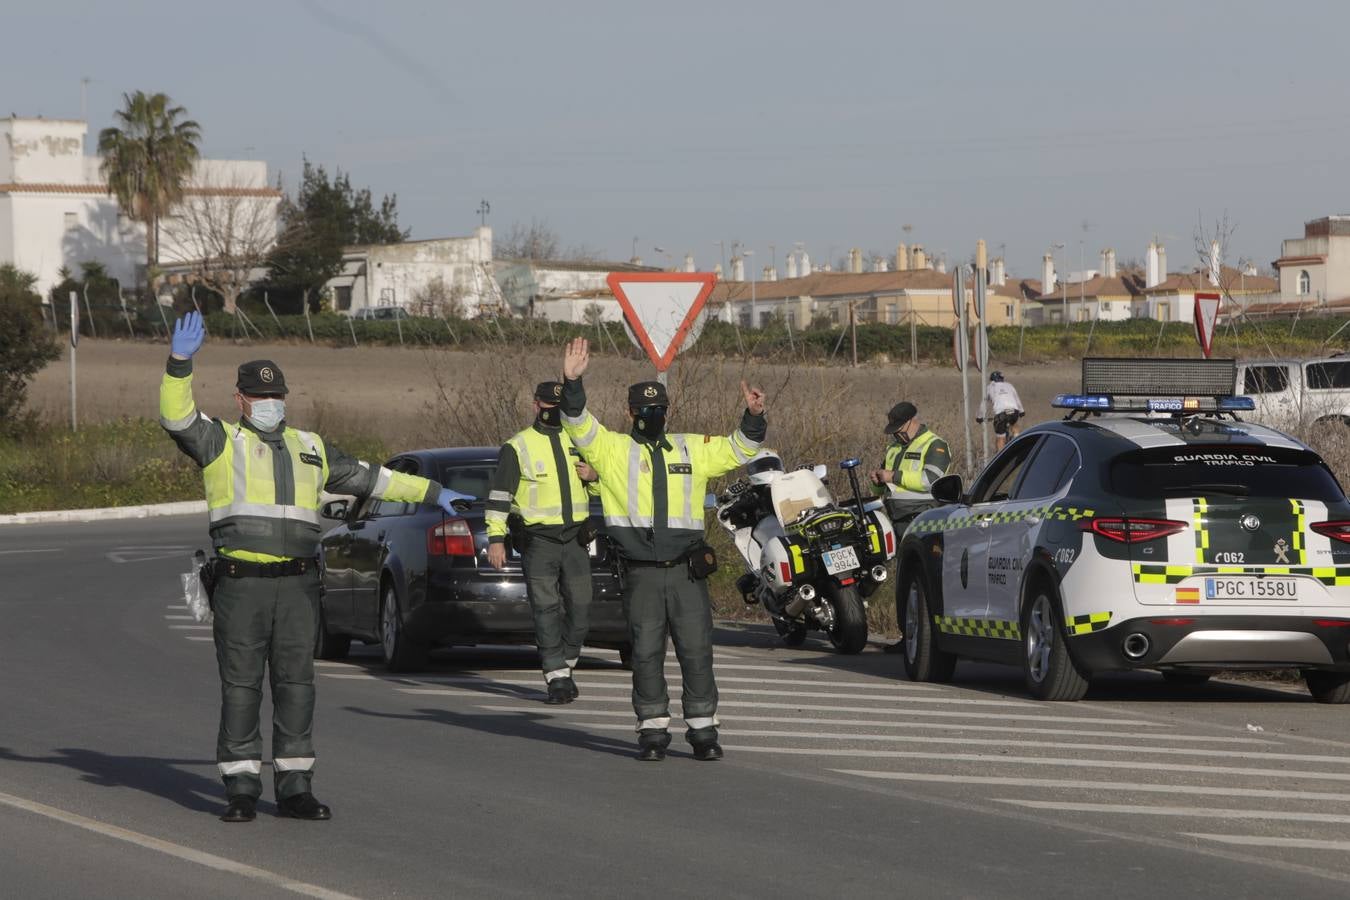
871;401;953;528
976;370;1025;451
559;337;766;762
485;381;600;704
159;312;472;823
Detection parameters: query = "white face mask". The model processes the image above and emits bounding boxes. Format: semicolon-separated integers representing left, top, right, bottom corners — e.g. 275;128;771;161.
247;398;285;431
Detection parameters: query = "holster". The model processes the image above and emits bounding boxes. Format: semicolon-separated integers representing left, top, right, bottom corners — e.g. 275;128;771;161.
196;550;217;609
687;543;719;581
508;514;531;555
576;519;598;548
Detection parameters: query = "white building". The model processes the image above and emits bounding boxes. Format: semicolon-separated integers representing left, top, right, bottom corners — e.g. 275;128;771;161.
329;228;497;316
0;116;279;299
1274;216;1350;303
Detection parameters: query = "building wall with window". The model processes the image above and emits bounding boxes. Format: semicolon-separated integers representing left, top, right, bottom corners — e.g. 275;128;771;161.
1275;217;1350;302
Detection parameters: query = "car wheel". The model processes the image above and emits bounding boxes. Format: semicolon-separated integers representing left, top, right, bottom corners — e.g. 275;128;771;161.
824;581;868;654
900;564;956;683
314;602;350;660
1304;670;1350;703
1021;587;1089;701
1161;670;1211;686
380;581;428;672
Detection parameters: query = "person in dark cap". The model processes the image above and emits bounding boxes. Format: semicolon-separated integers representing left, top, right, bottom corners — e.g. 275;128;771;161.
485;380;600;703
560;337;766;762
871;400;952;525
158;312;474;824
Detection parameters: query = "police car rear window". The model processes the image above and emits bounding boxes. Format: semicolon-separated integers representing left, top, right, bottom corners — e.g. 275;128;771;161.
1109;447;1345;501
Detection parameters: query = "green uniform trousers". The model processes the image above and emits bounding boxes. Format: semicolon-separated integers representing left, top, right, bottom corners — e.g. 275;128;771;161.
211;568;320;800
623;565;719;743
520;535;593;677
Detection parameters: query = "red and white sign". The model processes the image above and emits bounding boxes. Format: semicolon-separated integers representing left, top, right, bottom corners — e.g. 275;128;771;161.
607;272;716;371
1194;292;1221;358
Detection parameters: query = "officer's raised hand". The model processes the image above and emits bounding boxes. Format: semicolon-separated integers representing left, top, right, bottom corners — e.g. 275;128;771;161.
438;487;475;514
171;312;205;360
563;337;590;380
740;380;766;416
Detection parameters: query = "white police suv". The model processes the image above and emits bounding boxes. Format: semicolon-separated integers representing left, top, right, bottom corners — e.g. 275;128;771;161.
897;358;1350;702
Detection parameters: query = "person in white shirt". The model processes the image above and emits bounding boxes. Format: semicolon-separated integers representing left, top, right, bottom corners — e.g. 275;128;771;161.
977;371;1024;451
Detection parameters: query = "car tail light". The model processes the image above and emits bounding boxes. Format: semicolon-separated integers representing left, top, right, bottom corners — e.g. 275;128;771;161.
1311;521;1350;544
1084;517;1187;543
428;518;476;557
1314;619;1350;628
1150;618;1195;626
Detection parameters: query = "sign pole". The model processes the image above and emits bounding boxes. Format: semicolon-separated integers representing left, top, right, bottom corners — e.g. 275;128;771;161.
955;271;973;474
68;291;79;432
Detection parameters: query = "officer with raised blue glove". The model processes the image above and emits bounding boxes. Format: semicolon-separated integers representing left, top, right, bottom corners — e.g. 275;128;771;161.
160;311;474;824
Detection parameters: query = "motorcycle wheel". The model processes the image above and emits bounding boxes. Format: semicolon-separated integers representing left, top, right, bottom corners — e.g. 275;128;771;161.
824;581;868;654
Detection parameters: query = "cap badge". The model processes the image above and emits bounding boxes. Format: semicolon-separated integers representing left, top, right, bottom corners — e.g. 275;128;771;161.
643;386;658;399
260;367;275;383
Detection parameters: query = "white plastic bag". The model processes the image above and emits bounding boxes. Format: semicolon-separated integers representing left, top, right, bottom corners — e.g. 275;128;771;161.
182;563;213;625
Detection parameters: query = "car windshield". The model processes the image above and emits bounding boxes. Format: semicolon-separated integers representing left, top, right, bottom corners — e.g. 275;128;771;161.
1110;445;1346;501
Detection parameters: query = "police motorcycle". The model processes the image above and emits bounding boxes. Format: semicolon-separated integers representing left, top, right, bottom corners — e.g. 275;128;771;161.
715;451;897;654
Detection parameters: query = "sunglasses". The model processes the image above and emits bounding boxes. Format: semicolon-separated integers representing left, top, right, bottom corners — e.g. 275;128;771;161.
633;405;669;415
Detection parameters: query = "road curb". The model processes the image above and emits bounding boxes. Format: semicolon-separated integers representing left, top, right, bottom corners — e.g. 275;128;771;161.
0;500;207;526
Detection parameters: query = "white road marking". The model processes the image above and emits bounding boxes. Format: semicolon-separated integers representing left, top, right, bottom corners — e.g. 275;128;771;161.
0;789;359;900
186;636;214;642
1186;834;1350;851
169;625;212;630
0;548;61;555
726;747;1350;782
166;604;188;610
476;707;1265;742
164;615;194;620
391;680;1033;705
418;671;931;692
998;799;1350;824
832;771;1350;802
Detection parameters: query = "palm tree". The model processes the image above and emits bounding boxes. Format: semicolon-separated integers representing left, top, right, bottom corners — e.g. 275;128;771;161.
98;91;201;292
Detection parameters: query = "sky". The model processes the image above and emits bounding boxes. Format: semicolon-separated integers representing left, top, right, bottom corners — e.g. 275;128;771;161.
6;0;1350;278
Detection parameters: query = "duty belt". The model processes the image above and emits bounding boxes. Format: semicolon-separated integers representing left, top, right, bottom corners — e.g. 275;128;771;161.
622;549;694;569
216;556;314;579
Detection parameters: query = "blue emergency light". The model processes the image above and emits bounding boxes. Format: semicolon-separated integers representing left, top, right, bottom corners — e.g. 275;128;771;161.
1052;394;1112;410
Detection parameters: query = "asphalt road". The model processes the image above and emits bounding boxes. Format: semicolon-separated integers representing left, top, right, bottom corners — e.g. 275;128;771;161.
3;516;1350;899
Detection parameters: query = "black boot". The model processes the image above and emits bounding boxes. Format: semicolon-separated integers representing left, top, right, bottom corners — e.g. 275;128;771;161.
546;677;576;705
691;740;724;762
277;792;332;820
220;795;256;823
636;730;671;762
566;676;580;700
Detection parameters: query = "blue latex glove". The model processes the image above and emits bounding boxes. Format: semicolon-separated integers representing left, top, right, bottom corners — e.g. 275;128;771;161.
438;488;475;514
171;312;205;358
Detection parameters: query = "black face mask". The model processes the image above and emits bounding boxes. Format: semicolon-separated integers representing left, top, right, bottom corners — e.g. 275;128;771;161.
893;428;912;446
633;405;667;439
537;406;561;428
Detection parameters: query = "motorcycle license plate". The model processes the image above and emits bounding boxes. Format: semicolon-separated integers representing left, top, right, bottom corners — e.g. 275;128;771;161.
1204;577;1298;601
823;546;860;576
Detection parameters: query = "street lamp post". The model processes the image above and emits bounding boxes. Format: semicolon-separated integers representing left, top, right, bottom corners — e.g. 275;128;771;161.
743;249;757;328
1052;242;1066;328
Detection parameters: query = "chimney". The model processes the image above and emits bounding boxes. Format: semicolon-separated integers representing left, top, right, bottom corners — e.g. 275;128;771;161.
991;257;1006;286
1042;252;1056;292
683;253;696;272
786;254;798;279
763;265;776;282
849;248;863;273
1104;248;1116;278
976;239;987;275
936;256;947;274
912;246;927;270
800;250;810;274
1208;239;1221;286
731;256;745;282
713;262;723;278
872;256;888;273
895;242;908;271
1146;242;1159;288
1157;244;1167;284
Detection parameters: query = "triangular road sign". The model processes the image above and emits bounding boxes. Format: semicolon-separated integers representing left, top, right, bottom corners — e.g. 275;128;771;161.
1194;292;1221;358
607;272;716;371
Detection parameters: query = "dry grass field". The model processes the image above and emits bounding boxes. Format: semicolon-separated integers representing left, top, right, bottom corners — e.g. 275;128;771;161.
28;338;1080;476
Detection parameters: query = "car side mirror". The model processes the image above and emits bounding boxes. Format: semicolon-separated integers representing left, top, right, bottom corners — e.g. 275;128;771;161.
321;499;350;520
931;474;964;505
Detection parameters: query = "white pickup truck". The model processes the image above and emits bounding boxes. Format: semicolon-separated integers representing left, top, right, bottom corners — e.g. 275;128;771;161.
1236;354;1350;430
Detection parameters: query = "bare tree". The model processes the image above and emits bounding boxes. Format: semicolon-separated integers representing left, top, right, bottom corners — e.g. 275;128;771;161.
411;275;466;318
162;180;278;314
1195;211;1278;360
495;219;561;260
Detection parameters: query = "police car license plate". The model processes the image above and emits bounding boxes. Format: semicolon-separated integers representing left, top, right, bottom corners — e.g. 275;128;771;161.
823;546;860;576
1205;577;1298;601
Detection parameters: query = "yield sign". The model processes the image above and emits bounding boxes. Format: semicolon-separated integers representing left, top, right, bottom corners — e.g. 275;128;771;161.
607;272;716;371
1194;292;1221;358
